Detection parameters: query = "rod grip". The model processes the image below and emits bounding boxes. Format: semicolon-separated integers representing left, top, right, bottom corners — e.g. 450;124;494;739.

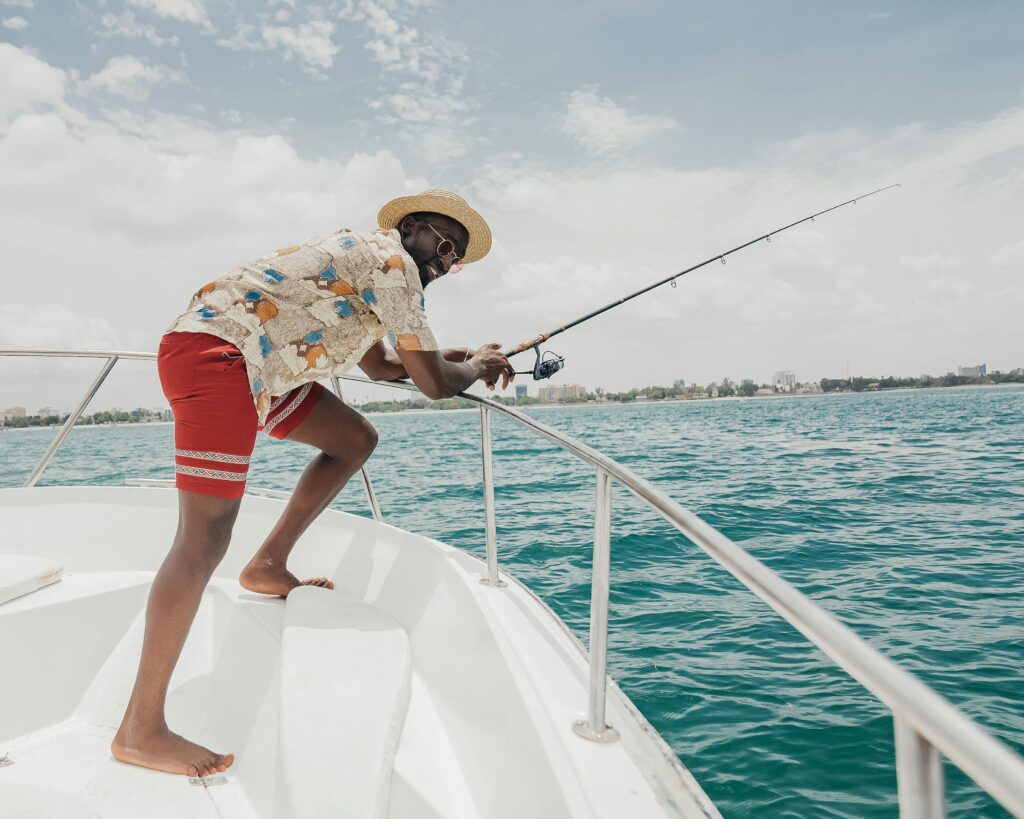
505;333;550;357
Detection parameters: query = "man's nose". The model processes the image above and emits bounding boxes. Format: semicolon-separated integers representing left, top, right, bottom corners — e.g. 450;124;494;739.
437;256;452;273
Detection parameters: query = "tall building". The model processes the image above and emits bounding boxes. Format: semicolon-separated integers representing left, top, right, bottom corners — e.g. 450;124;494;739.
957;364;986;377
537;384;586;403
673;379;686;388
773;371;796;391
2;406;26;421
514;384;528;400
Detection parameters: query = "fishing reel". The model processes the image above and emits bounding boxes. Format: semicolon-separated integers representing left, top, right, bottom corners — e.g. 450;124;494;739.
532;347;565;380
513;347;565;381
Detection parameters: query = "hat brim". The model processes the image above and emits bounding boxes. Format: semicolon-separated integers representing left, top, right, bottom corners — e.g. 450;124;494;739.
377;192;492;265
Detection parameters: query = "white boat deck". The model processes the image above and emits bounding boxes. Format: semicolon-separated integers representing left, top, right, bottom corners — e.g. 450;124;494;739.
0;487;719;819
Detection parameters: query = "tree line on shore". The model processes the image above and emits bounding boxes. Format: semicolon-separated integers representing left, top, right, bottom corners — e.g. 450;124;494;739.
354;370;1024;412
4;371;1021;424
1;409;161;429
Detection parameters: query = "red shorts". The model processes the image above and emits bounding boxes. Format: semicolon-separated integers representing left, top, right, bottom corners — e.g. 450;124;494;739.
157;332;324;498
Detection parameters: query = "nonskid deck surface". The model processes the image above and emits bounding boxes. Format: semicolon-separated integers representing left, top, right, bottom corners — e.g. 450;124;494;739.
0;571;479;819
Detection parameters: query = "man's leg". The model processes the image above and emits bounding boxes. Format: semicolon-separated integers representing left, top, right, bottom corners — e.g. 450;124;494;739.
112;491;240;776
240;390;378;597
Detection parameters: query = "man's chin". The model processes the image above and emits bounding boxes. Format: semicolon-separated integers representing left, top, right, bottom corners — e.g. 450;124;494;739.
419;263;440;288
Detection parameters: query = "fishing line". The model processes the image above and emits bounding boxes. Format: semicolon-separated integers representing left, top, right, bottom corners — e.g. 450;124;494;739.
504;184;901;380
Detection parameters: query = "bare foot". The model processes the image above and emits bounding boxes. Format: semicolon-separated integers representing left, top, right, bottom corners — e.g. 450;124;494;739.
112;723;233;777
239;557;334;597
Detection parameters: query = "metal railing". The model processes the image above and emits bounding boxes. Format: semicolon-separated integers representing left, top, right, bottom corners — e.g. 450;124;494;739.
0;349;382;520
3;347;1024;818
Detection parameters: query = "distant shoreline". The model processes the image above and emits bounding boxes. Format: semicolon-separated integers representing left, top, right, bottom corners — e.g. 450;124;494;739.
3;383;1021;430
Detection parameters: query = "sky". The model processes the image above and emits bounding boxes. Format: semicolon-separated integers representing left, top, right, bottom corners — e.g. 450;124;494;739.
1;0;1023;412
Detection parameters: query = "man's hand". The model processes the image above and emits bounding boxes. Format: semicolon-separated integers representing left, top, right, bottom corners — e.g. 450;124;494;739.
472;343;514;391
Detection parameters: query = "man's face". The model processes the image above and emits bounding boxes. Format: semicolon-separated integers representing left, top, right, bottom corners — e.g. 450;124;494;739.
398;213;470;289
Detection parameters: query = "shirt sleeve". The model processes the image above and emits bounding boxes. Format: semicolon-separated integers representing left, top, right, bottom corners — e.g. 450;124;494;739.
358;234;439;352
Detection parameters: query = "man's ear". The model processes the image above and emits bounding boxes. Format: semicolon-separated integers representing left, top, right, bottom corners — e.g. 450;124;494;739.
398;215;418;237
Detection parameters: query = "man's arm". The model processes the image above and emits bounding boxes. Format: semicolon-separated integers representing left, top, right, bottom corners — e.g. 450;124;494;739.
358;342;483;383
357;341;407;381
397;344;511;399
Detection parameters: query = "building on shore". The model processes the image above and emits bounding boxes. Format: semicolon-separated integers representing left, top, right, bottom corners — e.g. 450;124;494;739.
673;379;686;388
773;371;796;391
2;406;26;422
514;384;528;400
537;384;586;403
957;364;987;377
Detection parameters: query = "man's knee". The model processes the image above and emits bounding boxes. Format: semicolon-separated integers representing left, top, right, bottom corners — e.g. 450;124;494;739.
355;419;378;463
333;417;377;464
178;496;240;564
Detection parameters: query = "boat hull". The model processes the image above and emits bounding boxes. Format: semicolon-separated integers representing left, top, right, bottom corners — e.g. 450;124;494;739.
0;487;718;818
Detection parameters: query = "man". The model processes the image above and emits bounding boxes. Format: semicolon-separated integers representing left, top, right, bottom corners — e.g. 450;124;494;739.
112;189;512;777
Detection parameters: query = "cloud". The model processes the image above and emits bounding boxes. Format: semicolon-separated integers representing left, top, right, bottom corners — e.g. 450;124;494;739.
80;55;186;101
445;103;1024;387
0;45;425;373
0;0;33;7
2;43;1022;407
0;43;65;122
562;85;676;154
990;239;1024;267
898;253;960;272
217;18;339;75
340;0;473;157
867;11;892;20
2;15;27;30
98;10;180;47
0;303;118;351
261;19;339;74
128;0;212;31
214;22;260;51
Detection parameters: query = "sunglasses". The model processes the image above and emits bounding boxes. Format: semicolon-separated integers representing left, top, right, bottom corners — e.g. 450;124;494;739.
425;222;464;274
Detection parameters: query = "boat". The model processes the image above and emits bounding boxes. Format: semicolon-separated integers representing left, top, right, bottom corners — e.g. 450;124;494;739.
1;347;1023;818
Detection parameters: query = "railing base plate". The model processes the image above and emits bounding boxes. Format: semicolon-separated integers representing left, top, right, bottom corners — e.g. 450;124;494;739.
479;577;507;588
572;719;619;743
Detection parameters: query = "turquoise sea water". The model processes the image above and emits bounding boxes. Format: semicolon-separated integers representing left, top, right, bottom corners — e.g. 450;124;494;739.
2;386;1023;817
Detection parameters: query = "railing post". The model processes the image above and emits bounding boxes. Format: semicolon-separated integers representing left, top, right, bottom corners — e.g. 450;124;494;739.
331;376;383;522
895;715;946;818
478;405;505;588
573;468;619;742
25;355;119;488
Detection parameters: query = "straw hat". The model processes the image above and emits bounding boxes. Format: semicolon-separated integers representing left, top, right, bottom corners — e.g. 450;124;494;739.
377;189;492;264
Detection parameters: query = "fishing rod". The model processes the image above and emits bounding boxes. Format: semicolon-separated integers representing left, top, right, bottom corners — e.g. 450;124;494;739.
506;184;901;381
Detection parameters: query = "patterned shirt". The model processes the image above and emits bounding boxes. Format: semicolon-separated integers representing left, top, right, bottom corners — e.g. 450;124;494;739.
167;228;437;424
